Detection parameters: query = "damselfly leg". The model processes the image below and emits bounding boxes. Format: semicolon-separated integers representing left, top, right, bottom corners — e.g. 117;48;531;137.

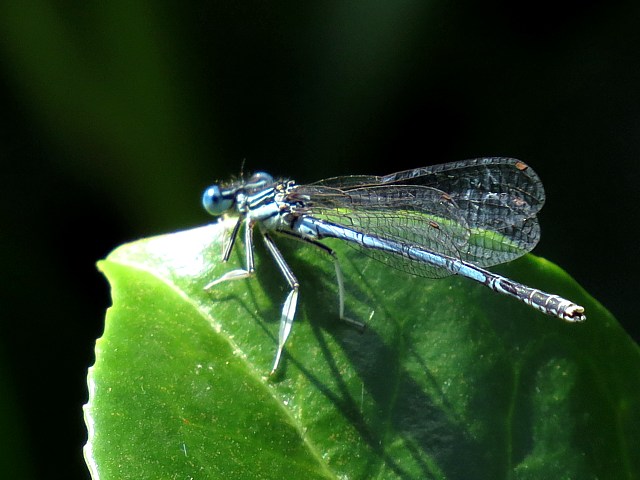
206;220;363;372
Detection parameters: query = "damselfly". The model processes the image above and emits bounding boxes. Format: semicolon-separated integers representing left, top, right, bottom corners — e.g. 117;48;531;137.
202;158;585;372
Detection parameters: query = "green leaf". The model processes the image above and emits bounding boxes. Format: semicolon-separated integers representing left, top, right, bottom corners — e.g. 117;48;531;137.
85;221;639;479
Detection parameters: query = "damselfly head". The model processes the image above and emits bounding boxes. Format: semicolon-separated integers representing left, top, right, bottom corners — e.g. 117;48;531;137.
202;172;276;217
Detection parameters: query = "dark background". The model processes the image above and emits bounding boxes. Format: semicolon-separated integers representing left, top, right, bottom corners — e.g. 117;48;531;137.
1;2;638;478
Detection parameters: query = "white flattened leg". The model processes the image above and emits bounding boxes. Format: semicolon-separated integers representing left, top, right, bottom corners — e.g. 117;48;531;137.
205;219;255;290
271;288;298;374
204;268;252;288
330;254;365;330
305;239;365;329
260;232;300;373
275;230;366;330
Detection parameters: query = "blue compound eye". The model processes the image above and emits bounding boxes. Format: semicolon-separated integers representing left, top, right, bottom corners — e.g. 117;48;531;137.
202;185;233;216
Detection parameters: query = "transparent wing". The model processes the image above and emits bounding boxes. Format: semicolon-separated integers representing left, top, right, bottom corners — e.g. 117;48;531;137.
300;158;543;268
313;158;545;213
378;158;545;263
295;184;470;278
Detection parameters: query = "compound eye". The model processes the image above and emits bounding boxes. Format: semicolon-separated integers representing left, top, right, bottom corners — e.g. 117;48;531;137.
202;185;233;216
247;171;273;185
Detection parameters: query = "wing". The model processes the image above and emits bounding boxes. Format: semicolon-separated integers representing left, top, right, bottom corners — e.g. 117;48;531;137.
301;158;543;268
294;184;470;278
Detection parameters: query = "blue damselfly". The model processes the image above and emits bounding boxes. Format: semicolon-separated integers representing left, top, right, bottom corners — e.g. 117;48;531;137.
202;158;585;372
